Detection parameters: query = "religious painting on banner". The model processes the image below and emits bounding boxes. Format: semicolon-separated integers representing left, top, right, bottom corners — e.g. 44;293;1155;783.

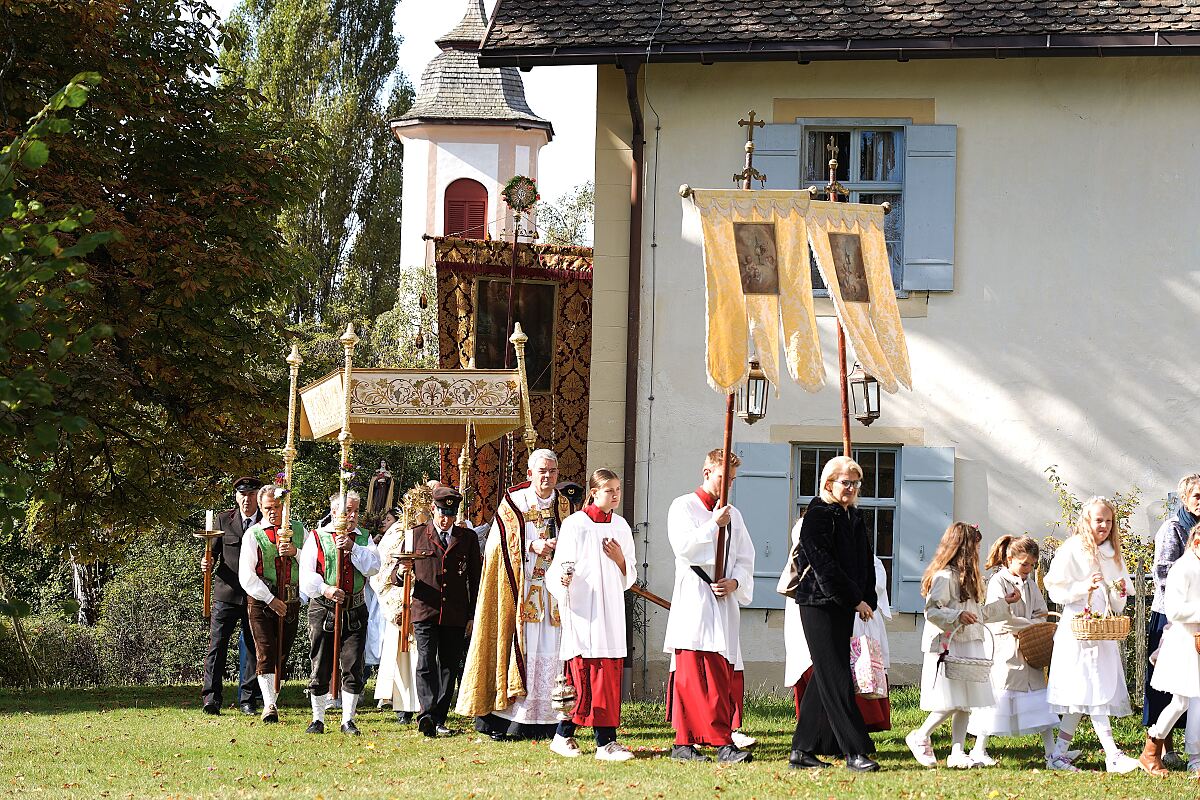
474;278;556;392
684;189;824;395
807;200;911;393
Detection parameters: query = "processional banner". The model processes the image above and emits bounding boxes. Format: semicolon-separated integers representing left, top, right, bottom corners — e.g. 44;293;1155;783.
686;189;824;394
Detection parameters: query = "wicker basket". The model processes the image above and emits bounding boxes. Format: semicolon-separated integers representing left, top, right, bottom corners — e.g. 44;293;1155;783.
1194;632;1200;655
940;626;994;684
1016;612;1059;670
1070;587;1131;641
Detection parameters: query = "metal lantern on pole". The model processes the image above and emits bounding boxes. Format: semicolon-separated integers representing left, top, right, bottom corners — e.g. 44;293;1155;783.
847;361;881;426
735;358;770;425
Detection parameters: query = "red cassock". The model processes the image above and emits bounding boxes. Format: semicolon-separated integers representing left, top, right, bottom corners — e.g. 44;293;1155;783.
665;649;735;747
565;656;623;727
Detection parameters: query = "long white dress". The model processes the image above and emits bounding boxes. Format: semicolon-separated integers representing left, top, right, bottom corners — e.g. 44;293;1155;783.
371;523;419;712
1044;536;1132;717
919;568;1011;712
492;486;562;727
1150;550;1200;699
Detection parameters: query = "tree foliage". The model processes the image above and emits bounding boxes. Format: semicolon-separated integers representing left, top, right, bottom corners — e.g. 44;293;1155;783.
1;0;321;560
538;180;594;247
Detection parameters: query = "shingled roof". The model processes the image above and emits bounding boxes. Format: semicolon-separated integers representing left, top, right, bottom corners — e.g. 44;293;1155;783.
479;0;1200;65
393;0;552;136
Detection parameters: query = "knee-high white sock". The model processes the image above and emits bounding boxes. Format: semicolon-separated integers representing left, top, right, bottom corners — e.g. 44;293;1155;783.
1149;694;1190;740
1091;714;1121;759
915;710;953;741
1054;713;1081;757
311;692;328;723
1041;729;1056;758
342;692;360;725
257;675;278;709
1186;697;1200;757
971;734;989;757
950;711;969;750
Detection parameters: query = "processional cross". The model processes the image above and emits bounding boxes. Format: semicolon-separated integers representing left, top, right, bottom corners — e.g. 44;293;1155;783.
733;111;767;189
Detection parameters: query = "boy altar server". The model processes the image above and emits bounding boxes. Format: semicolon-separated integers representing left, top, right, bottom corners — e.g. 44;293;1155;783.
664;449;755;764
546;469;638;761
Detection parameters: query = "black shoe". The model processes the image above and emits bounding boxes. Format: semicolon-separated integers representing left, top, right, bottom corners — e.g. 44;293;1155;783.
488;731;510;742
789;749;831;769
418;715;437;738
305;720;325;734
845;754;880;772
202;702;221;716
670;744;711;762
341;721;361;736
238;702;256;716
395;711;413;725
716;744;752;764
435;724;453;737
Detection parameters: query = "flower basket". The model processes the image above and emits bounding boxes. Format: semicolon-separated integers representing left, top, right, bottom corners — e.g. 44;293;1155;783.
1015;612;1059;670
1071;587;1130;641
939;626;994;684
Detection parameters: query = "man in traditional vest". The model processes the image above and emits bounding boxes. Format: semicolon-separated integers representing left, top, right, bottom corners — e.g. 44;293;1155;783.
299;490;380;735
458;449;576;740
664;448;756;764
402;486;483;737
239;484;305;723
200;476;264;715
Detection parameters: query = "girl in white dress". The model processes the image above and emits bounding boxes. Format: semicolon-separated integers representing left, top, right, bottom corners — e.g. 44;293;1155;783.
1044;496;1141;773
906;522;1018;768
966;535;1061;767
1144;521;1200;777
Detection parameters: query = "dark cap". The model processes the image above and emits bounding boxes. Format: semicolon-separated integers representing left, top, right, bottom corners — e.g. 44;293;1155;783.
556;481;586;507
233;476;264;494
432;486;463;515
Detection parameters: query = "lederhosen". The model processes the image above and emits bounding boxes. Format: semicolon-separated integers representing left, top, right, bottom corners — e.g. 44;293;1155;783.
307;526;372;696
245;520;305;677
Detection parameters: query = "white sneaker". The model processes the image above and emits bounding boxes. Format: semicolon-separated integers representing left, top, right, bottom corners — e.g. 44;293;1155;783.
906;730;937;767
731;730;757;749
595;741;634;762
1062;749;1082;763
1047;754;1081;772
946;750;976;769
550;734;582;758
969;749;997;767
1105;753;1141;774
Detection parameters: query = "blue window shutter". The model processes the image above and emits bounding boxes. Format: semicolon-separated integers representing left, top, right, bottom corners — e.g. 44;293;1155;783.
901;124;957;292
731;442;792;609
755;124;800;190
895;446;955;613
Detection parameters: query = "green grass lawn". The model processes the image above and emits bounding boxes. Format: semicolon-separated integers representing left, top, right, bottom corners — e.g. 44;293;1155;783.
0;684;1195;799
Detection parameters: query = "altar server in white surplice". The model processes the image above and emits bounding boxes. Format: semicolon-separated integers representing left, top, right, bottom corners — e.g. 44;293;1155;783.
371;519;420;722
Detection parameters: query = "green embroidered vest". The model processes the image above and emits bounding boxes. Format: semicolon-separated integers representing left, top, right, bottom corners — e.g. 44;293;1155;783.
316;526;371;594
249;520;305;586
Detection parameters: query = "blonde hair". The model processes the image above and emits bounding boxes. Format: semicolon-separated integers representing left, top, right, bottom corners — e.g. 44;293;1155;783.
586;468;620;504
703;449;742;470
1179;473;1200;500
1189;522;1200;550
921;521;985;602
984;534;1039;571
1075;496;1125;567
818;456;864;504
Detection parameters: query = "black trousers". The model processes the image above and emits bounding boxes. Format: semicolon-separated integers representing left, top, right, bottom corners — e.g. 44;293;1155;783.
414;621;466;725
792;604;875;756
307;601;369;696
201;600;260;707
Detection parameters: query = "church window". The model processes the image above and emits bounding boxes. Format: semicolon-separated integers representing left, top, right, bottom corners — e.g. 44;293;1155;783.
445;178;489;239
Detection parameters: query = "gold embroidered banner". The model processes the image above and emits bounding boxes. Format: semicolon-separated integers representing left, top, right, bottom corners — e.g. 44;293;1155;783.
807;200;912;393
685;190;824;394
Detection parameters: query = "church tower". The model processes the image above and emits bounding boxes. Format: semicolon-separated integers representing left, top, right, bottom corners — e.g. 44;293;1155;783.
391;0;553;269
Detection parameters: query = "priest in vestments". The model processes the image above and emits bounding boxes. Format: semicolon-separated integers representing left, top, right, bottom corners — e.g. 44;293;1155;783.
371;514;421;723
457;448;574;739
664;448;755;764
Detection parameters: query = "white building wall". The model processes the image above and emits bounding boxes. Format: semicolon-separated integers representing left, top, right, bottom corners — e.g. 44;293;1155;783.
398;136;430;269
590;57;1200;694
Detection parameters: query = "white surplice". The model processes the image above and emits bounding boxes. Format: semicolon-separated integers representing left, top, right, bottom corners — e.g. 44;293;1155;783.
546;510;637;660
371;523;419;712
492;487;563;726
663;492;755;668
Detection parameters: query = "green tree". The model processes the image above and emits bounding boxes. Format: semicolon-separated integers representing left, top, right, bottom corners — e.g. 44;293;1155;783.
1;0;320;568
538;180;594;247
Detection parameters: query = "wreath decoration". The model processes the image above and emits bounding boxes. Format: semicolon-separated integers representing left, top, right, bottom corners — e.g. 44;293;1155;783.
501;175;540;212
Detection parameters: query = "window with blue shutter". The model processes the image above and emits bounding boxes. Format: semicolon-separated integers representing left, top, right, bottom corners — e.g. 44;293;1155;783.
894;446;956;613
901;125;957;292
731;442;793;609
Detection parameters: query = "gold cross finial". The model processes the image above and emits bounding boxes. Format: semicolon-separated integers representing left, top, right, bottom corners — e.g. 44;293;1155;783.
738;110;765;130
734;110;767;188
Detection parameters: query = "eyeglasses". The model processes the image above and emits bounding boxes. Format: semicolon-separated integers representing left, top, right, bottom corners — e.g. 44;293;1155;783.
836;479;862;489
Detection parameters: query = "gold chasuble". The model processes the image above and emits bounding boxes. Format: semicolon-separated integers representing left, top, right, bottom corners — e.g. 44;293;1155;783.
686;189;824;394
456;485;572;717
807;200;912;393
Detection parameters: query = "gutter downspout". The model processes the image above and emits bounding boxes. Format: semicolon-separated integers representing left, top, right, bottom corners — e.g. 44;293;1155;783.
620;60;644;523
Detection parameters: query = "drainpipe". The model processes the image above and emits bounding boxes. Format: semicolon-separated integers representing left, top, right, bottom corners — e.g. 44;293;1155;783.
620;59;644;522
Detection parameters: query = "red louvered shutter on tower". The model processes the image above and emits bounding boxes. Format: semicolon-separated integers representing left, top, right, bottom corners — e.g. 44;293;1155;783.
444;178;488;239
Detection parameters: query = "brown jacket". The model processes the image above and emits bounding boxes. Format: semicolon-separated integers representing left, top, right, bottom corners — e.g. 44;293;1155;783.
409;522;482;628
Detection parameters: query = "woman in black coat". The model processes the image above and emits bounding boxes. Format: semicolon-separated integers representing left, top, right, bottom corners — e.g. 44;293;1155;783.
790;455;879;772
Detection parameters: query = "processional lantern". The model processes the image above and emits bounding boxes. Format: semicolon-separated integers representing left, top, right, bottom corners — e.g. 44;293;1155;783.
735;358;770;425
847;361;881;426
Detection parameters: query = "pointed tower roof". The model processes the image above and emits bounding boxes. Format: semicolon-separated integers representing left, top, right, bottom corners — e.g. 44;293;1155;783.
393;0;553;138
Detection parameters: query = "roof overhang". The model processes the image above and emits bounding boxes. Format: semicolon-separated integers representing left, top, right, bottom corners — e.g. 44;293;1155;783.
389;116;554;141
479;31;1200;68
